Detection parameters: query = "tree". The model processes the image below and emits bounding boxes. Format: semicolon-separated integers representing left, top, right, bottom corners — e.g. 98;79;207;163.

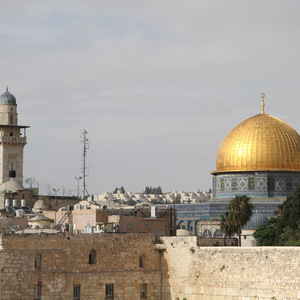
253;184;300;246
113;187;118;194
156;186;162;194
120;186;126;194
253;218;278;246
143;186;163;194
222;195;253;246
220;212;236;245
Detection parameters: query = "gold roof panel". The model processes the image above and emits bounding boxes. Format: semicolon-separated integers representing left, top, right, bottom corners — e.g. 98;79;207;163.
213;113;300;174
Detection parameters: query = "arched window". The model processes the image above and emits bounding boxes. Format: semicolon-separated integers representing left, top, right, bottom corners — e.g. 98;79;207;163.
35;254;42;269
214;229;223;238
203;229;212;238
178;221;186;229
89;249;96;264
139;255;146;268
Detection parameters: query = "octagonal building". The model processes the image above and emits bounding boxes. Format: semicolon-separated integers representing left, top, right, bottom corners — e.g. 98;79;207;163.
211;95;300;203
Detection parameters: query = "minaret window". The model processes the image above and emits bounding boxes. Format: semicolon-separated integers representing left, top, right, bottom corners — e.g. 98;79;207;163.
9;170;16;178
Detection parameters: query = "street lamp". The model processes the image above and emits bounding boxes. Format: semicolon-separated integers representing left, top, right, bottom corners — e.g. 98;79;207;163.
53;188;60;199
75;177;82;201
53;188;60;211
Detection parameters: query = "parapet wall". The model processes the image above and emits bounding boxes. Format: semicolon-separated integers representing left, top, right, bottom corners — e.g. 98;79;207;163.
161;236;300;300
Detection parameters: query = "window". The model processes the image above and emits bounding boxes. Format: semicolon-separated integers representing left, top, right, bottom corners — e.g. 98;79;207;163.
10;115;13;124
144;222;149;229
73;285;81;300
89;249;96;264
214;229;223;238
34;285;41;300
35;254;41;269
139;255;146;268
105;283;114;299
203;229;212;238
140;283;147;299
127;223;132;229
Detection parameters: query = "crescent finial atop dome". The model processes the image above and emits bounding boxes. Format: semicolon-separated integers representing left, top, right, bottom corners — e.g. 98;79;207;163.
261;93;265;114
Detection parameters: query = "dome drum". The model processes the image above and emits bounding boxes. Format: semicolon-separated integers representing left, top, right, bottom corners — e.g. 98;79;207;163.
213;171;300;200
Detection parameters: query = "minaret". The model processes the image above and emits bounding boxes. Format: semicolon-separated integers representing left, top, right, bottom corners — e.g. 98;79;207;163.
0;88;29;185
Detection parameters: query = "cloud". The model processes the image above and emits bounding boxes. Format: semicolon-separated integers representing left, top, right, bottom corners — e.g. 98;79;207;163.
0;1;299;194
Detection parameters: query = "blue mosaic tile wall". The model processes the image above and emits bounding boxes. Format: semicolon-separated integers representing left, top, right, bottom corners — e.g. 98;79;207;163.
212;172;300;199
173;202;280;236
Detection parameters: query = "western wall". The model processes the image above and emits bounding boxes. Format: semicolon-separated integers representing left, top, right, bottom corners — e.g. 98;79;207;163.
161;236;300;300
1;233;300;299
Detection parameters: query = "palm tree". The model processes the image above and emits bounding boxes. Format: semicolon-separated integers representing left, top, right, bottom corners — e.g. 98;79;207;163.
220;212;236;246
227;195;253;246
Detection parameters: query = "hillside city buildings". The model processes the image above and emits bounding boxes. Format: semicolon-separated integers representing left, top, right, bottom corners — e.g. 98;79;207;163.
0;89;299;298
94;190;211;205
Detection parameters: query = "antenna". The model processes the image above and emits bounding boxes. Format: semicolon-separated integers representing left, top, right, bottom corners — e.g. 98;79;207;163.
81;130;89;199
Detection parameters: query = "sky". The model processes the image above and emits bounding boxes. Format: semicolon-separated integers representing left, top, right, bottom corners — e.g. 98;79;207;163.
0;1;300;196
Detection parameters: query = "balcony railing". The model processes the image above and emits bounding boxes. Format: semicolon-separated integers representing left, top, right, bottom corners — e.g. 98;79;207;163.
0;136;27;143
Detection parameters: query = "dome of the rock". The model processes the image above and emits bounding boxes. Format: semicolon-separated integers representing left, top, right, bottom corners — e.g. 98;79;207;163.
211;95;300;201
213;113;300;174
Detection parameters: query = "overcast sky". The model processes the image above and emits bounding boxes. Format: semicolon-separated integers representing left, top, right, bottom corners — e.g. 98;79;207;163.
0;1;300;196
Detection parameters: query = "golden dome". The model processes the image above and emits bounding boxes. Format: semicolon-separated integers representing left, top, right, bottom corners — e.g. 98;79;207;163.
213;113;300;174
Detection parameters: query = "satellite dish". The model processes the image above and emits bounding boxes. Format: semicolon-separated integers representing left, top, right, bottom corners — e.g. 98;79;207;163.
25;177;36;188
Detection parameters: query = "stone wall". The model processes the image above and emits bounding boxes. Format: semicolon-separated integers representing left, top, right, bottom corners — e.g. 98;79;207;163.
2;233;300;299
161;236;300;300
0;233;162;299
197;236;237;246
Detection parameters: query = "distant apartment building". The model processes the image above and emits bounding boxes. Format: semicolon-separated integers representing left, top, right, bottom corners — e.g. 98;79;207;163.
44;201;176;237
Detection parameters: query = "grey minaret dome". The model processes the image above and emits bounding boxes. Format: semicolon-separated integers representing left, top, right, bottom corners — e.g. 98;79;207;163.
0;87;16;105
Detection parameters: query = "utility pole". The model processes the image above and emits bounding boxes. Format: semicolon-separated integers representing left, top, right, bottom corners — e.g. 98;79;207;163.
81;130;89;200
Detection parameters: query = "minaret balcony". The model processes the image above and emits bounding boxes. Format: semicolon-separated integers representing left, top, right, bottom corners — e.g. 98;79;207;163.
0;136;27;144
